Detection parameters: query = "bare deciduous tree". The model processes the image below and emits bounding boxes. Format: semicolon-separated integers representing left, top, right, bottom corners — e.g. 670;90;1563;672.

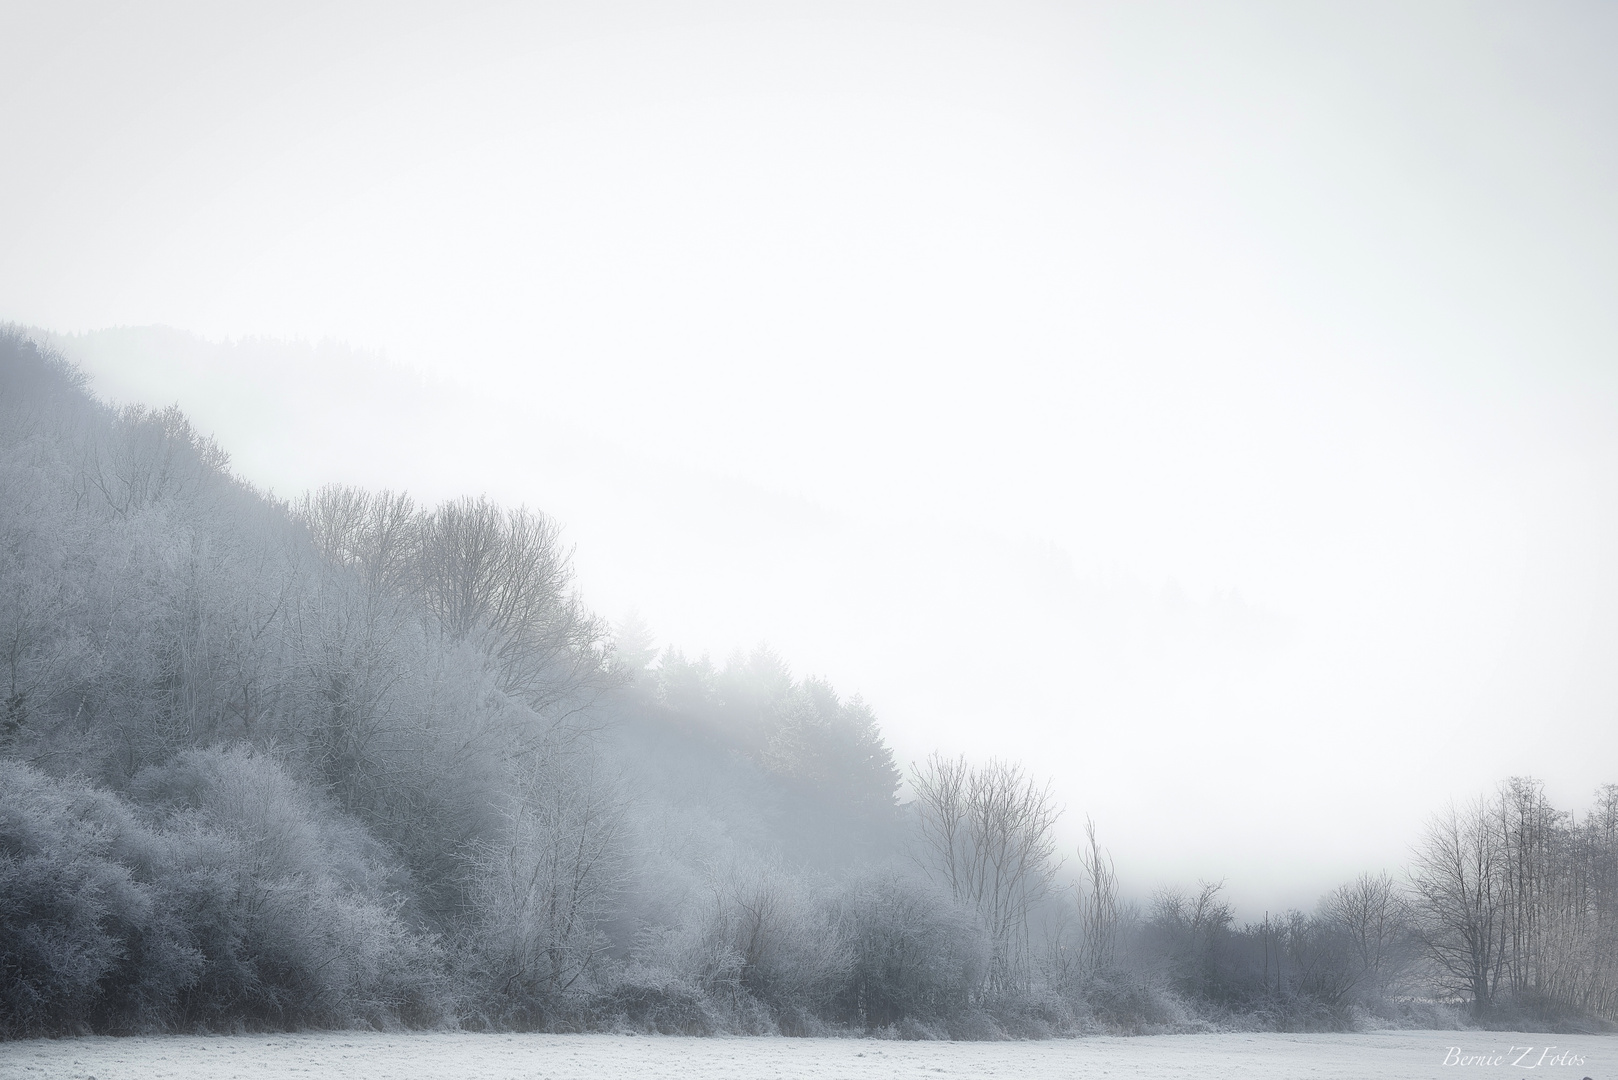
1077;816;1120;974
467;745;629;1007
299;485;417;600
1320;870;1412;1001
911;753;1061;994
415;496;614;722
1407;798;1506;1016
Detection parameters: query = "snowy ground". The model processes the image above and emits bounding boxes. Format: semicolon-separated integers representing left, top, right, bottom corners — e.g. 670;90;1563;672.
2;1029;1612;1080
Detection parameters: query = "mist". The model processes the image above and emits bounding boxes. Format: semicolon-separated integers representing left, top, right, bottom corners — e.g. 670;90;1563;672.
4;0;1618;1040
44;313;1618;919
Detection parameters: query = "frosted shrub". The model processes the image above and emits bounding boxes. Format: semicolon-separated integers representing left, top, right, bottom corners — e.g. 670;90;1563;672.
129;746;444;1029
0;761;201;1036
458;746;629;1028
701;864;851;1025
829;868;990;1031
588;933;720;1035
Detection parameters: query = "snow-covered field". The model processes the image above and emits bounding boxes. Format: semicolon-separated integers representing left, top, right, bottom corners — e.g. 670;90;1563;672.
2;1030;1611;1080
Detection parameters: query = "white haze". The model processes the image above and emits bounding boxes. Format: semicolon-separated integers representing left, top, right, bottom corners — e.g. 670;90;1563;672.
5;1;1618;914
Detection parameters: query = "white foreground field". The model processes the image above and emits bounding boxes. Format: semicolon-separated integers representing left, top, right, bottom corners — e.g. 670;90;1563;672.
2;1029;1611;1080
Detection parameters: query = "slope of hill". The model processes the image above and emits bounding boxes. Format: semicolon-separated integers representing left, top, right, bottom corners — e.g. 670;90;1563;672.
0;327;909;1036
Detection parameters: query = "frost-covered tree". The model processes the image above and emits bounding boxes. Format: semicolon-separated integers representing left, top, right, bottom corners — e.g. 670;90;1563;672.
911;753;1062;994
1319;871;1414;1003
1407;798;1507;1016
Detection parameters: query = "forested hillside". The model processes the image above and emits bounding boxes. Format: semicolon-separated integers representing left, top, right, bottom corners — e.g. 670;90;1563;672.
4;327;1617;1039
0;327;906;1035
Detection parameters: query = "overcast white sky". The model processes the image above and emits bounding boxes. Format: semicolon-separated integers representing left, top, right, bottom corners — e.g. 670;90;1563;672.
5;1;1618;913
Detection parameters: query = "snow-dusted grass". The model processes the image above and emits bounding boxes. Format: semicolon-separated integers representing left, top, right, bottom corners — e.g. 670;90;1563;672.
3;1029;1613;1080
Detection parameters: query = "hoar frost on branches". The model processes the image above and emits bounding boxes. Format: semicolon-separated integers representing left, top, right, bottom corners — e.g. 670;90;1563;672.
910;753;1062;996
462;743;630;1024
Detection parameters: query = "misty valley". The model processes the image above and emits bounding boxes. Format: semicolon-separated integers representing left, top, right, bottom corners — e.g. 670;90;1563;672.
3;326;1618;1050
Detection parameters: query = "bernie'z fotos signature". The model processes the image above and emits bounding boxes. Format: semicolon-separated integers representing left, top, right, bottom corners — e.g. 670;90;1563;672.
1444;1045;1589;1070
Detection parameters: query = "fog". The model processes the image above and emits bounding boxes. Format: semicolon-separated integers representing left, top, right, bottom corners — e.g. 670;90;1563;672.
6;0;1618;921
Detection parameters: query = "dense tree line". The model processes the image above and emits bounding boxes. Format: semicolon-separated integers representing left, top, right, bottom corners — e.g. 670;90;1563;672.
1408;780;1618;1024
3;327;1616;1038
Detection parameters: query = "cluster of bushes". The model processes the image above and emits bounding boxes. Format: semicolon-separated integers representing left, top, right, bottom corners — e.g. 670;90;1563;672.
0;741;1021;1038
0;753;444;1037
1113;877;1412;1032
